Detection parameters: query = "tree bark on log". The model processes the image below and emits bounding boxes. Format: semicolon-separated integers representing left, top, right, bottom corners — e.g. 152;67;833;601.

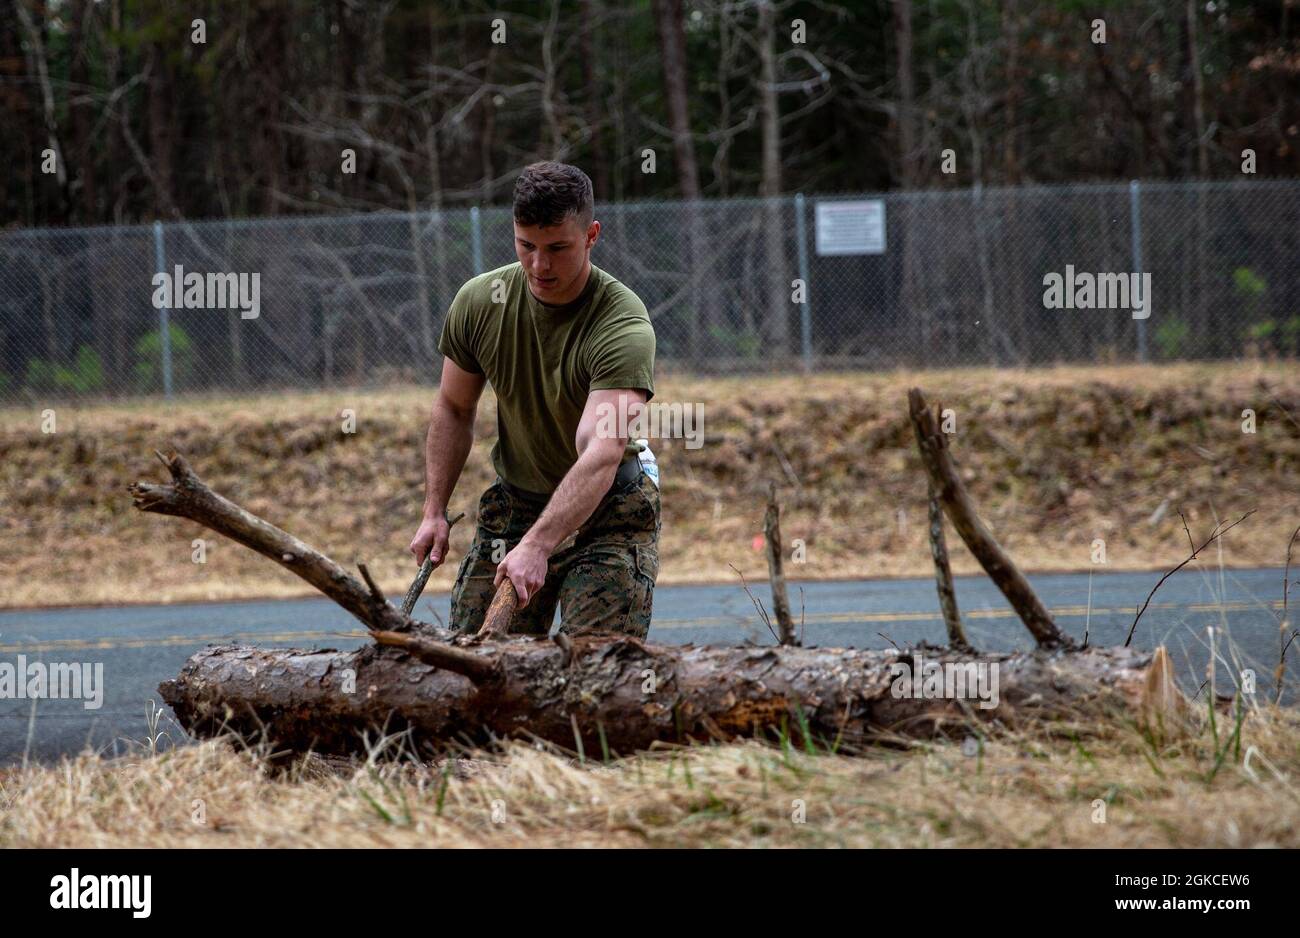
133;446;1177;759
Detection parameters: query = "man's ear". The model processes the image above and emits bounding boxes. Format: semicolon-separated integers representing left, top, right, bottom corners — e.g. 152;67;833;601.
586;220;600;247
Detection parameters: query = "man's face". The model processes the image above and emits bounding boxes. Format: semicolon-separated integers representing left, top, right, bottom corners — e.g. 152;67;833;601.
514;213;599;304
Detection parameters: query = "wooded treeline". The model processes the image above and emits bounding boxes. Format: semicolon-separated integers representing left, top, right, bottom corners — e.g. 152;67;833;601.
2;0;1297;229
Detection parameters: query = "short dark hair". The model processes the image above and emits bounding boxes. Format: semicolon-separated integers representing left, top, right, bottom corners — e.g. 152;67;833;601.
513;161;594;228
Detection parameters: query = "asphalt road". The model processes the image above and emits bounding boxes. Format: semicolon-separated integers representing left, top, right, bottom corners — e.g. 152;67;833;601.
0;566;1292;764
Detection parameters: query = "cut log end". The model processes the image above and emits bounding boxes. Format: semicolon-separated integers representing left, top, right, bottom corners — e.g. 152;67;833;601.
1137;646;1193;739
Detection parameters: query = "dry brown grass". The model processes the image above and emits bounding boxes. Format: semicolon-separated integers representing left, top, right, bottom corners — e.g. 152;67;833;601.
2;361;1297;607
2;698;1298;848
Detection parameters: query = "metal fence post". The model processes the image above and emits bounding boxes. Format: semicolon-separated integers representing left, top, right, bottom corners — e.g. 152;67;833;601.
152;219;173;399
1129;179;1147;363
971;182;997;365
794;192;813;372
469;205;483;274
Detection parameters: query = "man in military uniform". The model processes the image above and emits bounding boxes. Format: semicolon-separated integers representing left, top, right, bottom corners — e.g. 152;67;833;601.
408;161;660;637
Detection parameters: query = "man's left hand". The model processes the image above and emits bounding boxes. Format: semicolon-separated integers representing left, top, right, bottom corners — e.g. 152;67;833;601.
494;539;550;609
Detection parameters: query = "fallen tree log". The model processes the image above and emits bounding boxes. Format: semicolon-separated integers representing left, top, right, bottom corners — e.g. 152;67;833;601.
133;441;1181;759
159;638;1159;757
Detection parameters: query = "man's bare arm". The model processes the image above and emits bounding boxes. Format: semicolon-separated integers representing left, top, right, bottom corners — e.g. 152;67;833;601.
408;358;486;567
494;388;646;606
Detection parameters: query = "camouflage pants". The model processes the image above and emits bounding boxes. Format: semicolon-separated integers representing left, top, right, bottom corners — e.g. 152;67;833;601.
449;467;661;638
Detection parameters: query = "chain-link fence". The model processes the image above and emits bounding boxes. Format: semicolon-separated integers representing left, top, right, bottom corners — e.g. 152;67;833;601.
1;180;1296;403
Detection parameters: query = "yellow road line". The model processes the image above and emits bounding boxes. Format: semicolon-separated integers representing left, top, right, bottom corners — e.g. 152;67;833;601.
0;598;1282;649
651;599;1283;629
0;630;362;654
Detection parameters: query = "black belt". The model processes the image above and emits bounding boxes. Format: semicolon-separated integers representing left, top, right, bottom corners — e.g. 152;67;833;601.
499;456;642;506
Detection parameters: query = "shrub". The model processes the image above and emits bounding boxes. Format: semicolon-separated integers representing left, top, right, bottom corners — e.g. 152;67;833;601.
707;325;761;359
132;323;194;392
24;345;105;394
1283;317;1300;356
1154;317;1189;360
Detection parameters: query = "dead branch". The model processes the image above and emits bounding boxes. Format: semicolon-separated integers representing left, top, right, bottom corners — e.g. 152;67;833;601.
128;447;423;636
926;480;972;652
764;482;798;645
1276;525;1300;704
908;389;1072;649
1124;510;1255;647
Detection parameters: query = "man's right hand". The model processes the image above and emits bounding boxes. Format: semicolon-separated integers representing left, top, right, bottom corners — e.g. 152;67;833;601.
409;513;451;568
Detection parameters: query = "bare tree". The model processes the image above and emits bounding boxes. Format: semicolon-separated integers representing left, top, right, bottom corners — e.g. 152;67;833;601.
757;0;790;358
651;0;713;361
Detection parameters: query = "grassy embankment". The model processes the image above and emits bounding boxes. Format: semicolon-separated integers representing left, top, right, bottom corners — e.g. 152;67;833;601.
1;362;1296;608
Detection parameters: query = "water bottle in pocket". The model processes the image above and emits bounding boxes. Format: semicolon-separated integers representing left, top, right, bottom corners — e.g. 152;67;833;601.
635;439;660;489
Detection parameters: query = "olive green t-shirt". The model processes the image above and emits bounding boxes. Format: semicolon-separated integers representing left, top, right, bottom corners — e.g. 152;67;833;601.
438;262;656;494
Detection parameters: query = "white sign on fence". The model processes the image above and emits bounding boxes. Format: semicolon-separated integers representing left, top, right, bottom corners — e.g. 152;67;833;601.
815;200;886;255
